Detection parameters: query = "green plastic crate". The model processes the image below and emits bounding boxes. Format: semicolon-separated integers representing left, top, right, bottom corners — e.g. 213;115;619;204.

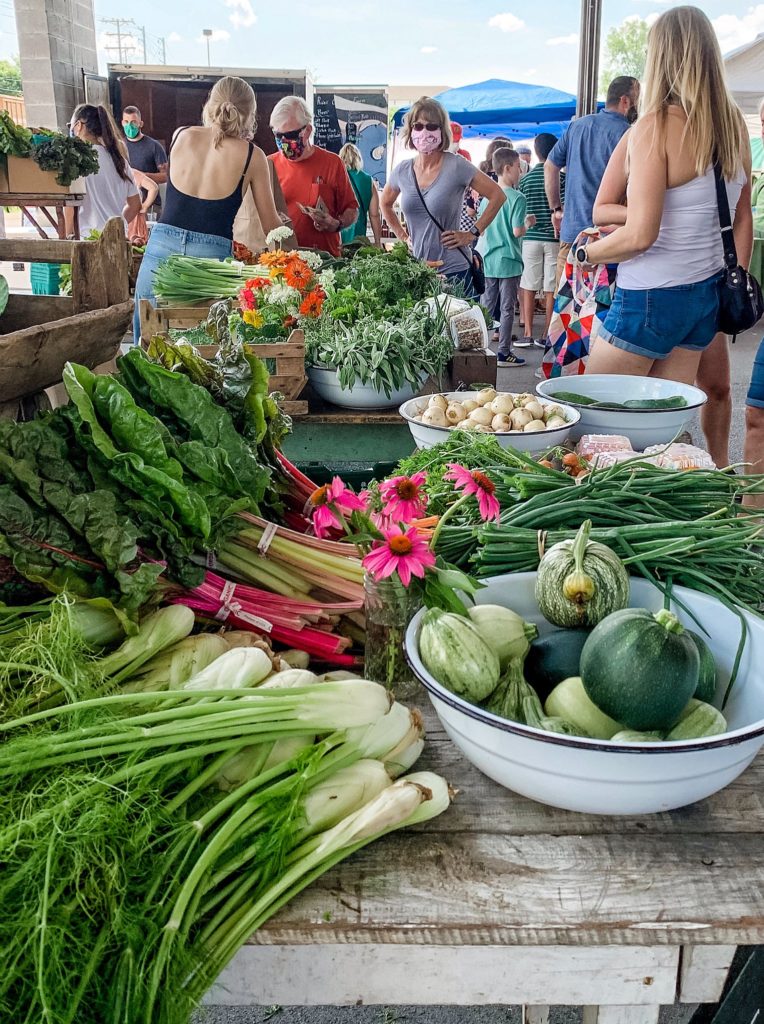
30;262;61;295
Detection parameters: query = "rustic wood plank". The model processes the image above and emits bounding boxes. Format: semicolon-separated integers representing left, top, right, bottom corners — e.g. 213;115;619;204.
0;301;132;402
415;710;764;837
583;1006;660;1023
246;829;764;947
71;217;130;313
281;400;308;417
0;238;74;263
678;945;737;1003
207;945;678;1006
2;294;72;333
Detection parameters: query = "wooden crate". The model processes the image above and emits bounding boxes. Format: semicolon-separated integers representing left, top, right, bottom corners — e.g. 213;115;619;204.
0;217;132;414
139;299;308;416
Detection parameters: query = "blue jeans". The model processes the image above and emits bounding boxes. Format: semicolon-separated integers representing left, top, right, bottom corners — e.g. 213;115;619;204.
444;267;478;300
133;223;233;343
598;272;723;359
747;336;764;409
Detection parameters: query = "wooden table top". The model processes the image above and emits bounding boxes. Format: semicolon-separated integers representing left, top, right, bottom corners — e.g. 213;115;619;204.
251;707;764;950
0;192;84;204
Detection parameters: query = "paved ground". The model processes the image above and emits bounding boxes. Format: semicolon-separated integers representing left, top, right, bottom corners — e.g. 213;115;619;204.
197;316;762;1024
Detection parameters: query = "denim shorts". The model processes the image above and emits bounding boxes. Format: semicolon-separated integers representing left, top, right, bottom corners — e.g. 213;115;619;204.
747;336;764;409
598;272;722;359
133;223;233;343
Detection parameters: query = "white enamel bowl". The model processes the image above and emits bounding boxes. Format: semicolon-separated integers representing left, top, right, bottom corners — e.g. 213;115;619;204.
405;573;764;815
308;366;423;410
535;375;707;448
399;392;580;453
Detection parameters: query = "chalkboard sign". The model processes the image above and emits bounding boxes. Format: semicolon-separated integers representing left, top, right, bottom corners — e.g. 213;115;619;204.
314;94;343;154
346;120;358;144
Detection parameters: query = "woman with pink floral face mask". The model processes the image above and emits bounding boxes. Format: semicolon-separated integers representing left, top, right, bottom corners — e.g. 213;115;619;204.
381;97;506;296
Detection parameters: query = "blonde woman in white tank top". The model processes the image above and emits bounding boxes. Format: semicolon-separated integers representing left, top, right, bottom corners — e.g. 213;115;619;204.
580;6;752;388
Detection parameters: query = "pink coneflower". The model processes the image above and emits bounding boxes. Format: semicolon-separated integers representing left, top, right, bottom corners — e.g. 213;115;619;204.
309;477;365;537
444;463;501;522
379;472;428;523
363;526;436;587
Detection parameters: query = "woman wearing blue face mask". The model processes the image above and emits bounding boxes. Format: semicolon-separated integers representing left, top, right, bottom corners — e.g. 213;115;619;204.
380;97;506;296
132;75;282;343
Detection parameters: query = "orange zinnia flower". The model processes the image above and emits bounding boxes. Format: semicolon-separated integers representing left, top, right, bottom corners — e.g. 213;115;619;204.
299;290;324;317
259;250;288;267
284;262;313;290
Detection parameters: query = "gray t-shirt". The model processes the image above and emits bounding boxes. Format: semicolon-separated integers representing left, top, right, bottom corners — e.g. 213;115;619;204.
389;152;476;275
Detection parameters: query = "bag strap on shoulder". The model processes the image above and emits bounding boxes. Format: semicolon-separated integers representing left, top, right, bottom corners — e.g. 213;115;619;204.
713;162;738;271
411;164;473;270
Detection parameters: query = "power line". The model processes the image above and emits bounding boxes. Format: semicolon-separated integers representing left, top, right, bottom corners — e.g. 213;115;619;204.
100;18;166;65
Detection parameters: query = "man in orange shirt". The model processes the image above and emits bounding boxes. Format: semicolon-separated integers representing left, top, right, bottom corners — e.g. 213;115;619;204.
268;96;358;257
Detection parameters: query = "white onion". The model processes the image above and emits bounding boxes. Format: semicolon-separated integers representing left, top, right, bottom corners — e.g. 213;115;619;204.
475;387;498;406
428;394;448;411
491;413;512;432
446;402;467;424
524;419;547;432
490;394;515;415
469;406;494;426
422;407;447;427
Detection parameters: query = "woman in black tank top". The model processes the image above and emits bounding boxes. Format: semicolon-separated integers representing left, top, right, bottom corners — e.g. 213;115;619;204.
133;76;282;343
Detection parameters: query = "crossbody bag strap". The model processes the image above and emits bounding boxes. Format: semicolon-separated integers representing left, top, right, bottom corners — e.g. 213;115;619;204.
713;162;738;271
411;166;473;270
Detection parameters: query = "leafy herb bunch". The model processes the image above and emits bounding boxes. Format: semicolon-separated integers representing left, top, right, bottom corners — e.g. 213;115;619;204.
304;303;453;398
31;131;100;186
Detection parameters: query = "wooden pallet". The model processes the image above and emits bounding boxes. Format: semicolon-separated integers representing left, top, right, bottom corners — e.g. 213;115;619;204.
139;299;308;417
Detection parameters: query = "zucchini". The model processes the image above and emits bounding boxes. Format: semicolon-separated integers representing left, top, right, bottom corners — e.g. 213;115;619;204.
686;630;718;704
665;699;727;740
580;608;700;731
525;627;592;700
418;608;500;703
544;676;622;739
611;730;664;742
535;520;630;628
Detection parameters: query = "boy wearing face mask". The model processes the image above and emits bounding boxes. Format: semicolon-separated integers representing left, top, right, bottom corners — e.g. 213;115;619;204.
268;96;358;258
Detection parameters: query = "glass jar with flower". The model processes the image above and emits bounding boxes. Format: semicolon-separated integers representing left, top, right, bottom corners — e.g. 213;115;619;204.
235;249;326;342
306;463;501;700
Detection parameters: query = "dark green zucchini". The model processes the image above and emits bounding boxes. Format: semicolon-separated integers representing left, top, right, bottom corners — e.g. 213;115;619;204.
525;627;592;701
686;630;718;704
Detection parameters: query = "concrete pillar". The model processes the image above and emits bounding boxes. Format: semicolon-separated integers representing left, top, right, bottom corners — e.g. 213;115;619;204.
14;0;98;130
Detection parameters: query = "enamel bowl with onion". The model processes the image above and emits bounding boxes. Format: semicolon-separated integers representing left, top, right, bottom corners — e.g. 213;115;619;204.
404;572;764;815
399;390;580;453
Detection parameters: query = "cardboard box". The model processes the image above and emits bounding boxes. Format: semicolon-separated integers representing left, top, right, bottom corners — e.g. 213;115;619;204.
0;156;86;195
449;350;498;389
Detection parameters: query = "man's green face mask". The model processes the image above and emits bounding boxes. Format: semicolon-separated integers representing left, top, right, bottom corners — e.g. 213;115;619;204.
124;122;140;140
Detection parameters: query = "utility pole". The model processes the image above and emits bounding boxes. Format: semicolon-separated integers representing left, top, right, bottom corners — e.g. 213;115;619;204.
203;29;213;67
141;24;147;64
101;17;149;64
159;37;167;64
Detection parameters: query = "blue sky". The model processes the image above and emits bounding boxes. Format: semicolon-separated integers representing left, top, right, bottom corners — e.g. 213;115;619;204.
2;0;763;92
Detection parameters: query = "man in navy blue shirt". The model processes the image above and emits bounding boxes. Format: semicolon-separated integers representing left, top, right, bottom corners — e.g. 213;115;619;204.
545;76;640;284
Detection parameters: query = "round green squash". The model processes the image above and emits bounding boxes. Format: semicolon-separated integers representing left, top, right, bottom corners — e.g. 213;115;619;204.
580;608;700;732
418;607;500;703
535;520;630;629
686;630;718;704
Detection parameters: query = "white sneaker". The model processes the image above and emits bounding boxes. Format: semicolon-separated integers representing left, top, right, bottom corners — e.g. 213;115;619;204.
514;336;533;348
533;338;547;349
534;367;544;379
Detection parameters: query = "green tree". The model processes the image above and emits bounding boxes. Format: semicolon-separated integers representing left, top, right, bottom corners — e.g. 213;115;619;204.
599;18;649;96
0;56;22;97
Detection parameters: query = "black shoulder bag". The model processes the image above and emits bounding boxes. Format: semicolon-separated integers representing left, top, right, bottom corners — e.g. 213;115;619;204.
714;162;764;341
411;173;485;296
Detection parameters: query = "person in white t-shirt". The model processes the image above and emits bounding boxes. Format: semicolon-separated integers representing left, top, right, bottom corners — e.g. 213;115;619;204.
64;104;141;237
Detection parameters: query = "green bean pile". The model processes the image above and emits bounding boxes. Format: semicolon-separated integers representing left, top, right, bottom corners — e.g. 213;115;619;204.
435;460;764;615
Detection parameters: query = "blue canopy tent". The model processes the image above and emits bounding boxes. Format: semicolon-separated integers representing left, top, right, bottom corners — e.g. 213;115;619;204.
392;79;580;141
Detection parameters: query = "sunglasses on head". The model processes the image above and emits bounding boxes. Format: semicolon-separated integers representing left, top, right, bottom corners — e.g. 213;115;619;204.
412;122;440;132
273;126;307;140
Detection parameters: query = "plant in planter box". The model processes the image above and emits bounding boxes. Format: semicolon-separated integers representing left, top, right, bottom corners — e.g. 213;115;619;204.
30;130;99;186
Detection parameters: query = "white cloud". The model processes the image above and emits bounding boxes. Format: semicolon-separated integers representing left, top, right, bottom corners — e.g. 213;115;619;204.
167;31;183;44
420;45;438;54
224;0;257;29
488;12;525;33
197;28;231;43
547;32;579;46
713;5;764;54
